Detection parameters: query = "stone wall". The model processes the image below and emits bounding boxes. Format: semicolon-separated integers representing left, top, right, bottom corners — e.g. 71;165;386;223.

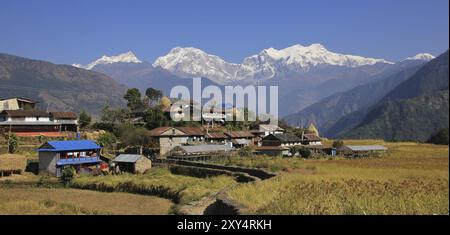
170;160;277;180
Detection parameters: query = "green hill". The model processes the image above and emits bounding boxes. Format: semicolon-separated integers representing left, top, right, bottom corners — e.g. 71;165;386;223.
341;51;449;141
0;53;127;115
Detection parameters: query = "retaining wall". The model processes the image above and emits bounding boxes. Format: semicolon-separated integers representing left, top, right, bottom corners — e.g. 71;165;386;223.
169;160;277;180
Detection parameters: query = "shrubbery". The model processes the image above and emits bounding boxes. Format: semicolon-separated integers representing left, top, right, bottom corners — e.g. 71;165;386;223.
299;148;312;159
238;146;253;157
60;166;76;185
428;128;449;145
7;133;19;154
332;139;344;148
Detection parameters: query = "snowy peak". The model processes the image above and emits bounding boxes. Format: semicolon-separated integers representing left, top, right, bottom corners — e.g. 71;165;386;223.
253;43;393;68
153;43;396;84
73;51;142;70
404;53;435;61
153;47;242;84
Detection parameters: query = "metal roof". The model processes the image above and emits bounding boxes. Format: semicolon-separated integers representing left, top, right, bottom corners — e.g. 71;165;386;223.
303;134;321;141
259;124;284;132
225;131;254;138
206;132;228;139
176;144;233;154
1;110;50;117
266;133;302;142
38;140;101;152
113;154;144;163
342;145;388;152
0;97;38;103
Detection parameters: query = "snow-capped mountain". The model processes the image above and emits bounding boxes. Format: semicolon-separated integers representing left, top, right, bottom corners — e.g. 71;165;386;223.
404;53;435;61
73;51;142;70
153;47;243;84
153;43;394;84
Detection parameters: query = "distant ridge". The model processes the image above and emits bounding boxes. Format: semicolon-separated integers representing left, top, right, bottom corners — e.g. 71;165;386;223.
0;53;127;115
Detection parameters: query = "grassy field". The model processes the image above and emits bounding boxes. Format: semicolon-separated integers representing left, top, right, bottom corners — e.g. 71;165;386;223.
226;140;449;215
0;174;173;215
71;168;237;205
0;187;173;215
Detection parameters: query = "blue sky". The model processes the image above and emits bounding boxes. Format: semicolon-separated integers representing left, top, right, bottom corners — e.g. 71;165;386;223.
0;0;448;65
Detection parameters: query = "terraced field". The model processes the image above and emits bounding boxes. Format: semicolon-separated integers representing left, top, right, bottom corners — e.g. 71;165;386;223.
225;141;449;215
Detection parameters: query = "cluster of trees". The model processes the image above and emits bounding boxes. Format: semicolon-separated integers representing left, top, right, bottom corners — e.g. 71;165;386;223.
76;87;173;150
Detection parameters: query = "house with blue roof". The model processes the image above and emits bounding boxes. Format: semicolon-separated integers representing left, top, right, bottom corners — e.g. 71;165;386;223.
37;140;103;177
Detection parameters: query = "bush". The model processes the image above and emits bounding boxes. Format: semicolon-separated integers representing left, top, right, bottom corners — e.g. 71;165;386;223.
332;139;344;148
60;166;76;185
299;148;312;159
7;133;19;154
238;146;253;157
428;128;449;145
97;132;117;148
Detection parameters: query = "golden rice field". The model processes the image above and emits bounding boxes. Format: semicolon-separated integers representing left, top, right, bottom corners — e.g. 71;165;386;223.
72;168;237;205
0;187;173;215
226;140;449;215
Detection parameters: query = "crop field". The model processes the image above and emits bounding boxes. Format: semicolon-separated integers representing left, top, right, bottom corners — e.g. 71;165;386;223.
71;168;237;205
0;183;173;215
226;141;449;215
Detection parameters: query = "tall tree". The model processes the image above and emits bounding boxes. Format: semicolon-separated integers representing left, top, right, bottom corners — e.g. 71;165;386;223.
145;88;163;106
78;110;92;129
124;88;145;111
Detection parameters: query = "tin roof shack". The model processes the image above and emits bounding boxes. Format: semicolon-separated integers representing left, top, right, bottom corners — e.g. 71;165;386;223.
37;140;102;177
337;145;388;158
113;154;151;174
225;131;255;148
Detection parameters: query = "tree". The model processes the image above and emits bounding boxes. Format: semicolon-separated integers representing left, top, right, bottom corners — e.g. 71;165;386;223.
299;148;312;159
332;139;345;148
144;107;170;130
78;110;92;129
60;166;76;185
7;133;18;154
428;128;449;145
100;105;127;127
238;146;253;157
97;132;117;148
160;96;171;109
115;124;151;147
124;88;145;111
145;88;163;106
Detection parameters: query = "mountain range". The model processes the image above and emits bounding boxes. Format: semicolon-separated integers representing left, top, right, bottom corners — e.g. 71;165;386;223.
73;45;435;116
1;43;445;141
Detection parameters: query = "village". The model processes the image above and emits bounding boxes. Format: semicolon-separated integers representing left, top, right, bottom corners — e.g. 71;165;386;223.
0;95;389;178
0;93;446;216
